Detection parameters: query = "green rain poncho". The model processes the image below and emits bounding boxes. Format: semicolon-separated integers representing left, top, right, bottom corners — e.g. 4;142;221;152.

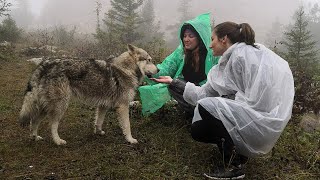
138;13;220;116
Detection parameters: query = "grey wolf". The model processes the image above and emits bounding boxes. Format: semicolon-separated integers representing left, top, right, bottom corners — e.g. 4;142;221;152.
19;44;158;145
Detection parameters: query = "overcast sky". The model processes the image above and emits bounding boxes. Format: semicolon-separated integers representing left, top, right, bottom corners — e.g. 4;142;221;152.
7;0;320;43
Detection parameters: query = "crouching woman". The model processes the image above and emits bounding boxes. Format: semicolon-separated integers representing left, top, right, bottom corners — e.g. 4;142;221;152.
151;21;295;179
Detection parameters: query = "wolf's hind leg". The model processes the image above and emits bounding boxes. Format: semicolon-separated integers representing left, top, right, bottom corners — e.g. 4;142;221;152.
94;106;108;135
116;104;137;144
48;94;70;145
51;118;66;145
30;114;45;141
50;108;68;145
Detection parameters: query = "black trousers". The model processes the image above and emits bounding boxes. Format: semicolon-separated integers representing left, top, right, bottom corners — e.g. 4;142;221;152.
168;79;194;117
191;104;248;166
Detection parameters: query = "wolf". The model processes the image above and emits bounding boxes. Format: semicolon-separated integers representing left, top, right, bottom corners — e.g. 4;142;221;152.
19;44;158;145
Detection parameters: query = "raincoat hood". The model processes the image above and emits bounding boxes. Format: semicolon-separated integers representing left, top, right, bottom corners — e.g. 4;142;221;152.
154;12;217;80
180;13;212;53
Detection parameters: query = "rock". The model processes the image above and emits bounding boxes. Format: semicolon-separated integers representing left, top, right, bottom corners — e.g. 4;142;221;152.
0;41;11;47
27;57;43;65
299;113;320;133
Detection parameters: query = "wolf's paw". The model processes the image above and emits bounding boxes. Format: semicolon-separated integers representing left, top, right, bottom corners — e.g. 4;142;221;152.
31;135;43;141
54;139;67;145
127;137;138;144
35;136;43;141
94;129;105;135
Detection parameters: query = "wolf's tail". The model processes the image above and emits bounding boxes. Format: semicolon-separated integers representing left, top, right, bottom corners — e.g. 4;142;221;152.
19;81;41;127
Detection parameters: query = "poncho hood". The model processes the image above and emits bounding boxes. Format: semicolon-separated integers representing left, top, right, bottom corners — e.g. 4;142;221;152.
179;12;212;53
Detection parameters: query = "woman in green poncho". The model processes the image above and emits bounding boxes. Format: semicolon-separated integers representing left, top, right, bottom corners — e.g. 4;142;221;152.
138;13;219;117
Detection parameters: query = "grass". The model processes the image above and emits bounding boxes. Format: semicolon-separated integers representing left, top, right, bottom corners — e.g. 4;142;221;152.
0;58;319;180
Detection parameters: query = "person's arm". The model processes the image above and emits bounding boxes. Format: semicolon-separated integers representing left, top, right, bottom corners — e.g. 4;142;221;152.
150;76;186;94
151;76;219;106
169;79;186;95
183;81;219;106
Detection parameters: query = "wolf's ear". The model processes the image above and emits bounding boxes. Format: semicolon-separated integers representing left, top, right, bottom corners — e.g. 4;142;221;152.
127;44;137;53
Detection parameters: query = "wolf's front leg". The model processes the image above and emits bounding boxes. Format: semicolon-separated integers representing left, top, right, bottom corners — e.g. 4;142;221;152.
116;104;137;144
94;106;108;135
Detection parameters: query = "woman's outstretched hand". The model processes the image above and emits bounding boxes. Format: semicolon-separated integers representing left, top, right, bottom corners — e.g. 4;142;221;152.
149;76;173;84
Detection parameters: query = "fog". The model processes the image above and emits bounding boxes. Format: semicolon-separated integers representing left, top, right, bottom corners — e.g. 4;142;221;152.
6;0;320;43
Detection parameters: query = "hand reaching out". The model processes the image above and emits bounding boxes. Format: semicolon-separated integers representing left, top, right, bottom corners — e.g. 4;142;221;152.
149;76;173;84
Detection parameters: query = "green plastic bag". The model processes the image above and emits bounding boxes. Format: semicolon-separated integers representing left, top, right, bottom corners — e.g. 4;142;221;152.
139;83;172;115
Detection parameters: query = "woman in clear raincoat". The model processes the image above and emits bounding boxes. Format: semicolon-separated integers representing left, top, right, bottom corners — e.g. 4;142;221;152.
138;13;220;117
151;22;295;179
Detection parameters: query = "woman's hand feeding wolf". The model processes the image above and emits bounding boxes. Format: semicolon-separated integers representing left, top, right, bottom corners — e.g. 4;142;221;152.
150;76;173;84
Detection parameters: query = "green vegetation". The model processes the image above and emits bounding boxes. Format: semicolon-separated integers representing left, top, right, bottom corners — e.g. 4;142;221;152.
282;6;320;115
0;16;22;43
0;0;11;17
94;0;144;56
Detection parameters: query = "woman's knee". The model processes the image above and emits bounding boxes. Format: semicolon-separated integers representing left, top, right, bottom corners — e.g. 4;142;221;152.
191;104;231;144
191;121;205;142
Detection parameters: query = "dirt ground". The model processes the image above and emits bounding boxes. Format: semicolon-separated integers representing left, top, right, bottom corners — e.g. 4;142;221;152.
0;59;319;179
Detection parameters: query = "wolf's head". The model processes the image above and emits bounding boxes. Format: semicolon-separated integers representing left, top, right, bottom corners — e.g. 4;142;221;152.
127;44;158;77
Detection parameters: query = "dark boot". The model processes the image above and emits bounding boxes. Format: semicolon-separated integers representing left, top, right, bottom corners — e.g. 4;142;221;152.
204;139;248;179
204;165;245;179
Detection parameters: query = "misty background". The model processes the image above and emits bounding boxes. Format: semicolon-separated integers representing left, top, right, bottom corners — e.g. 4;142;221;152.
4;0;320;46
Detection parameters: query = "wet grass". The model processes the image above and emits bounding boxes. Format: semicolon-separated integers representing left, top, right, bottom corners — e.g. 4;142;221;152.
0;58;319;179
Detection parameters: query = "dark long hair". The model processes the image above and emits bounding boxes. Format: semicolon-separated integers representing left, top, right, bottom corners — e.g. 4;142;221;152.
180;24;207;73
214;22;257;48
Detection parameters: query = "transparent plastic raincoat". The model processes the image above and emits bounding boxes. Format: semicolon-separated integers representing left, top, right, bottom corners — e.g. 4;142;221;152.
138;13;220;116
183;43;295;157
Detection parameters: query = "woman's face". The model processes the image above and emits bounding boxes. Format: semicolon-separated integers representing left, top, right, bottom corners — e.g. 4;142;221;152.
210;31;228;56
183;29;199;50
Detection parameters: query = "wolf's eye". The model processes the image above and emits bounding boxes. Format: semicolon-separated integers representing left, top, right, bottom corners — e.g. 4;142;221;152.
139;57;147;61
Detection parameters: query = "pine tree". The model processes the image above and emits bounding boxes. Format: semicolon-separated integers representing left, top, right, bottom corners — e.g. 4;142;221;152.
104;0;143;44
177;0;193;23
0;0;11;17
282;6;320;114
166;0;193;48
264;17;284;51
95;0;144;56
309;3;320;23
138;0;163;42
137;0;167;64
95;1;102;32
308;3;320;49
0;16;22;42
283;6;318;73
